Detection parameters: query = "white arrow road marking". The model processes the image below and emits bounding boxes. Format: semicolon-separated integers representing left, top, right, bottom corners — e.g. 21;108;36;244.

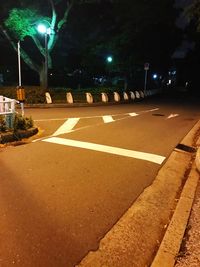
129;112;139;117
52;118;80;136
167;114;179;119
102;115;115;123
43;137;166;165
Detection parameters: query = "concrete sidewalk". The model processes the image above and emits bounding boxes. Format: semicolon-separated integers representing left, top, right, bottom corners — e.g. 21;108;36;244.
76;121;200;267
151;130;200;267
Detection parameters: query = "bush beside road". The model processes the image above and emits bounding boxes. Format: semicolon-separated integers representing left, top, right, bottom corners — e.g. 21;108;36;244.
0;114;38;144
0;86;146;104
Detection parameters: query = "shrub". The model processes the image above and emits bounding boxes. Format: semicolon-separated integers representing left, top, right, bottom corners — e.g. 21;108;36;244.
14;114;33;131
0;115;7;132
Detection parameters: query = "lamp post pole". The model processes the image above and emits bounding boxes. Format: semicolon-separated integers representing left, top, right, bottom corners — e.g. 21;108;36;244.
17;40;25;116
17;41;22;87
144;63;149;93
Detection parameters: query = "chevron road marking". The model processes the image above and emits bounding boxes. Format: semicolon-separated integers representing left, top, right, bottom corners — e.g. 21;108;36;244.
129;112;139;117
167;114;179;119
43;137;166;165
33;108;161;141
52;118;80;136
102;115;115;123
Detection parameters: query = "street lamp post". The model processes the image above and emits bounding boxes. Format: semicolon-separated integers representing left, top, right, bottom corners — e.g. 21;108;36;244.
17;41;22;87
144;62;150;92
17;40;25;116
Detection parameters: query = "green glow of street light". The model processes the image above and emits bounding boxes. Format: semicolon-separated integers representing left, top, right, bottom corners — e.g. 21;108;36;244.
37;24;47;34
37;23;51;35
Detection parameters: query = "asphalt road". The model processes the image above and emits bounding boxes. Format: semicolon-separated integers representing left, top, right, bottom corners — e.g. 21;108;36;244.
0;96;200;266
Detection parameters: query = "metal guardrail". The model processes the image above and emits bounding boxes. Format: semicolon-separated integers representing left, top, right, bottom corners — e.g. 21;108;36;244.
0;95;18;115
0;95;19;128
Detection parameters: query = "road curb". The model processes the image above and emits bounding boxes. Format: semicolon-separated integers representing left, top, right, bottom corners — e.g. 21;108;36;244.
150;121;200;267
150;162;199;267
195;147;200;173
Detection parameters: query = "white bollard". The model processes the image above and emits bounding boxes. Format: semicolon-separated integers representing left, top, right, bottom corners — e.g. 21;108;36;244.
139;90;145;98
66;92;74;104
101;92;108;103
113;92;120;102
86;92;93;104
135;91;140;99
45;92;52;104
123;92;129;101
130;91;135;100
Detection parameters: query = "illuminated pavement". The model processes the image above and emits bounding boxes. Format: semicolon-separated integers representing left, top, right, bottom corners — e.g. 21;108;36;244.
1;100;200;266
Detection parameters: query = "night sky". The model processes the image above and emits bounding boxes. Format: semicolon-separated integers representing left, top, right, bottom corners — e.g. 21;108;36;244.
0;0;197;86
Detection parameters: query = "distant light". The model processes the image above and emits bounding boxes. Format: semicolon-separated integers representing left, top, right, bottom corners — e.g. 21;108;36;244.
107;56;113;63
50;73;53;76
153;74;158;79
167;79;172;85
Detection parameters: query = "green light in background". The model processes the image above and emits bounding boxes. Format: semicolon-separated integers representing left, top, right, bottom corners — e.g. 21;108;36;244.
107;56;113;63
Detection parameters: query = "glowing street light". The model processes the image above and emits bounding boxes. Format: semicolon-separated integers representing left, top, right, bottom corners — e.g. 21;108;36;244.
106;56;113;63
153;73;158;79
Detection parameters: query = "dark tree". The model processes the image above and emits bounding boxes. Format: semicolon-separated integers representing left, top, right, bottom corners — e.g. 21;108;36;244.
65;0;181;85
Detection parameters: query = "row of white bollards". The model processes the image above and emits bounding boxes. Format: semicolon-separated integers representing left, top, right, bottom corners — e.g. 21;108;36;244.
45;90;145;104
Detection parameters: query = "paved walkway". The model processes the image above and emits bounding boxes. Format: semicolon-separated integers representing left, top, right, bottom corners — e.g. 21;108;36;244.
174;168;200;266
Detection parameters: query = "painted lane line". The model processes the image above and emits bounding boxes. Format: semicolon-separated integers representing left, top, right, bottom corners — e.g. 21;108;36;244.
34;108;160;122
35;118;68;122
52;118;80;136
149;108;159;112
167;114;179;120
43;137;166;165
102;115;115;123
129;112;139;117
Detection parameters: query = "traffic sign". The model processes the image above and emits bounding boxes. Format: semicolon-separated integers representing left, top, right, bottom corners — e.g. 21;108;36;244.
144;63;150;70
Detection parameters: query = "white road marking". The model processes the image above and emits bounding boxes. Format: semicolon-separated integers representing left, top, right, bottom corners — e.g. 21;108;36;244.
149;108;159;112
167;114;179;119
102;115;114;123
43;137;166;165
52;118;80;136
34;108;160;122
129;112;139;117
35;118;68;122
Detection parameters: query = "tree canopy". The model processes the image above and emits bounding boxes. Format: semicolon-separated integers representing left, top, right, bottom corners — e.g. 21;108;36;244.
185;0;200;32
0;0;182;87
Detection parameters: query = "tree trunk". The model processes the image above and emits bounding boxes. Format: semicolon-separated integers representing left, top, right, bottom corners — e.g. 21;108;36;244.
39;64;46;89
